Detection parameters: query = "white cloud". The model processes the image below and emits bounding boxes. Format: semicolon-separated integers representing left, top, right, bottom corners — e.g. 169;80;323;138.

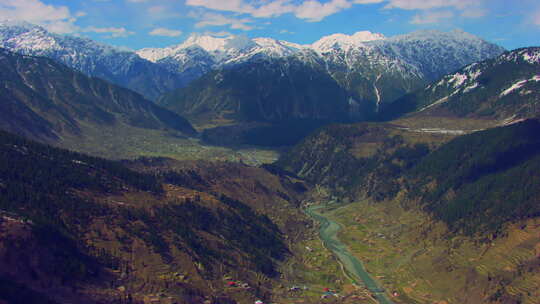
460;8;486;18
147;5;181;19
149;27;182;37
295;0;352;22
186;0;488;24
187;0;357;22
353;0;384;3
411;10;454;24
533;8;540;26
279;29;295;34
202;30;232;37
0;0;79;33
251;0;296;18
148;5;166;14
84;26;135;38
384;0;485;24
193;12;254;30
186;0;250;13
384;0;478;10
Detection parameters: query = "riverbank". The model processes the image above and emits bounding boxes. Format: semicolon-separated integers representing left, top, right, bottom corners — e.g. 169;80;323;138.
305;204;395;304
326;200;540;304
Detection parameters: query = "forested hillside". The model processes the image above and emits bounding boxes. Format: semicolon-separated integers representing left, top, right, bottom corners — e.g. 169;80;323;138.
276;118;540;303
0;130;309;304
0;48;196;143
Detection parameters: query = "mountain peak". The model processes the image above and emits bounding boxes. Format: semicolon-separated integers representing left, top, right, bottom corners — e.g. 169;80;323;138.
181;34;227;52
389;29;487;43
351;30;386;42
137;34;260;63
0;21;60;51
311;30;386;53
0;19;42;31
500;47;540;65
181;34;255;53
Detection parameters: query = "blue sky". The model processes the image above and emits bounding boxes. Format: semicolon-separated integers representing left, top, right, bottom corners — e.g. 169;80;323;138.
1;0;539;50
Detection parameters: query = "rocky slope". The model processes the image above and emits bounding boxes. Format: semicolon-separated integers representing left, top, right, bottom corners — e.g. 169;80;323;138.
0;48;196;144
382;47;540;122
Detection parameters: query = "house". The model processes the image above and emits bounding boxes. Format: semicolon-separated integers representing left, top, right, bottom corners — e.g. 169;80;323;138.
143;295;161;304
321;291;333;299
289;286;301;292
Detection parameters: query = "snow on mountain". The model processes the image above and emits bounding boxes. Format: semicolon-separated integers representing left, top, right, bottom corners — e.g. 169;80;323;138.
371;30;506;81
135;46;173;63
0;21;184;100
0;20;506;107
135;33;309;83
498;47;540;65
408;47;540;120
311;31;385;53
137;34;302;66
427;47;539;96
1;21;118;60
137;31;386;67
137;29;503;91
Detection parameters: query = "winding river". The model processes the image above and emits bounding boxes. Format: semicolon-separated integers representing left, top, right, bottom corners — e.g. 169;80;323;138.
305;205;394;304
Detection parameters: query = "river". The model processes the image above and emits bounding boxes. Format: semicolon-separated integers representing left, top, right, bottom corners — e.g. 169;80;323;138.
305;205;395;304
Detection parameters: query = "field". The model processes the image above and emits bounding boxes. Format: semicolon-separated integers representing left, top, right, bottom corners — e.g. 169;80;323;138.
326;200;540;304
59;122;281;165
272;222;378;304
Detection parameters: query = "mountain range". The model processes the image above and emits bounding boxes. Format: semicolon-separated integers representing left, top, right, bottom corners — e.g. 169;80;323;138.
0;21;185;101
138;29;504;93
155;30;505;125
1;21;505;124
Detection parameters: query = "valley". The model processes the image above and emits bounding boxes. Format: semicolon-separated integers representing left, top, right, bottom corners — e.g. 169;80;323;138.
305;203;394;304
60;122;280;166
0;14;539;304
326;200;540;304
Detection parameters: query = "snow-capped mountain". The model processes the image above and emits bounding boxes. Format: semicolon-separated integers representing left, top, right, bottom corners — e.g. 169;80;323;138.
311;31;386;53
136;34;304;83
382;47;540;122
137;30;386;65
154;30;505;124
136;31;389;79
0;20;184;100
0;20;505;111
140;30;504;108
138;34;303;64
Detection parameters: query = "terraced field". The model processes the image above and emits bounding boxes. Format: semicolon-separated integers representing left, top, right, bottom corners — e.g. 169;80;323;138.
271;220;377;304
328;200;540;304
